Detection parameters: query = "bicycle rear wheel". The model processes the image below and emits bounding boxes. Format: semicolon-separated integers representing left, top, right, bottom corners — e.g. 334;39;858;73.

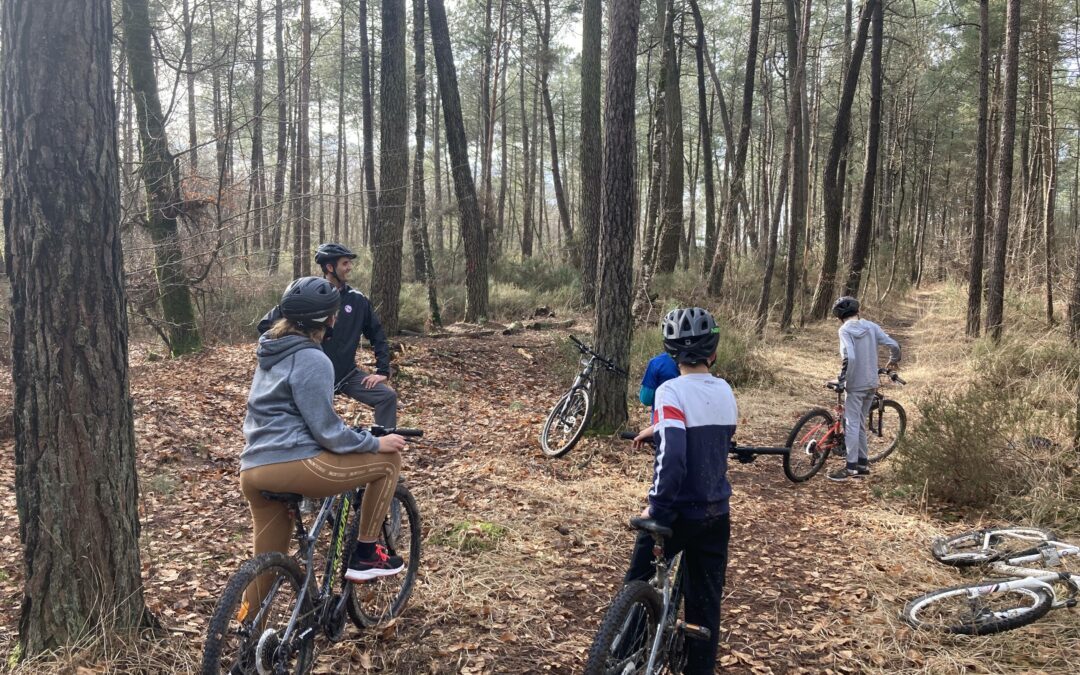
782;408;833;482
584;580;662;675
202;552;314;675
932;527;1056;567
541;388;592;458
866;399;906;463
903;580;1053;635
347;484;421;627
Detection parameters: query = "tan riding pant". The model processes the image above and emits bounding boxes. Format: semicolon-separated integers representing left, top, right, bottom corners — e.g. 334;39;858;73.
238;451;401;616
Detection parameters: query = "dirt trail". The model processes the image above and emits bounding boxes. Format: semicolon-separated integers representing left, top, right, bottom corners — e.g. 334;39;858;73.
0;289;1076;673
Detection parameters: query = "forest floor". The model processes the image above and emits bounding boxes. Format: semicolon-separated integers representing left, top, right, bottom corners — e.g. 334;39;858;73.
0;285;1078;673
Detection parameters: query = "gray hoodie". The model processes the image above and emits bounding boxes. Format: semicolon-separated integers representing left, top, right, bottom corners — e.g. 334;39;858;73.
838;318;901;391
241;334;379;471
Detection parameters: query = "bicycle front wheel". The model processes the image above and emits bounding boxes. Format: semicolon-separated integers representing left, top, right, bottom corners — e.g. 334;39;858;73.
932;527;1056;567
347;484;422;627
783;408;833;482
540;388;592;458
584;580;663;675
202;552;314;675
903;580;1053;635
867;399;906;463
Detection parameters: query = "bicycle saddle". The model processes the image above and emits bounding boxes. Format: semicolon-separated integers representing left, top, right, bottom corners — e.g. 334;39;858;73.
630;517;673;539
260;491;305;504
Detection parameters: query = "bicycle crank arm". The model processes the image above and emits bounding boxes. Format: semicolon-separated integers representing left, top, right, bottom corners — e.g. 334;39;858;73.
677;620;711;641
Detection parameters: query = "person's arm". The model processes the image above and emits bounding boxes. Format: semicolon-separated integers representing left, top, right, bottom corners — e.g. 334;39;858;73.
257;305;283;335
838;329;854;385
639;386;656;407
291;351;379;453
647;387;687;526
875;324;901;367
361;301;392;376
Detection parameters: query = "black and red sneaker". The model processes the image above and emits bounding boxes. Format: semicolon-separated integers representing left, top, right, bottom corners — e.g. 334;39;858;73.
345;545;404;582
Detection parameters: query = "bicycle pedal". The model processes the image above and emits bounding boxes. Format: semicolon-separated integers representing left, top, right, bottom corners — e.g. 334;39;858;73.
677;620;711;641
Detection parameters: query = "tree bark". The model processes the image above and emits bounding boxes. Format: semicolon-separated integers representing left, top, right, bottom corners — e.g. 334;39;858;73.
843;0;882;296
371;0;409;336
966;0;991;336
249;0;266;251
807;0;874;320
984;0;1021;341
409;0;441;325
579;0;602;304
268;0;288;273
780;0;811;331
689;0;715;285
182;0;198;173
654;0;684;275
519;5;537;259
360;0;378;246
707;0;761;295
3;0;150;653
429;0;489;320
536;0;574;255
122;0;202;355
333;0;348;241
590;0;641;433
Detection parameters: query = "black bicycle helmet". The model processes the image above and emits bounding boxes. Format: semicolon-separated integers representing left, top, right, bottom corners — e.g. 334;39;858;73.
661;307;720;365
832;296;860;320
314;242;357;267
279;276;340;326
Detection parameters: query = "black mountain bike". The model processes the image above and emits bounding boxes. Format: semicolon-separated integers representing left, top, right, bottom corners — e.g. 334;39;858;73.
540;335;626;458
585;437;786;673
201;427;422;675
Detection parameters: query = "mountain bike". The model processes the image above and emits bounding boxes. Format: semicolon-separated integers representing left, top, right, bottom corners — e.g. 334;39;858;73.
904;527;1079;635
201;427;423;675
782;369;907;482
541;335;626;458
584;437;782;673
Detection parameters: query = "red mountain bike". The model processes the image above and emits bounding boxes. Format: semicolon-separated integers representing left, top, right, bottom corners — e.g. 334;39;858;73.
782;369;907;482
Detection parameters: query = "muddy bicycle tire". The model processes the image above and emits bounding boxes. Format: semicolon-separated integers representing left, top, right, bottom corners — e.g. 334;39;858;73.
584;580;663;675
783;408;833;482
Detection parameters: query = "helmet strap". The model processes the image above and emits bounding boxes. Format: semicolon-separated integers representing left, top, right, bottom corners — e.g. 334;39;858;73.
324;260;344;288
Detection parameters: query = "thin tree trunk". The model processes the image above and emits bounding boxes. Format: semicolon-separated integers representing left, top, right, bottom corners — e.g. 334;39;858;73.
520;6;537;259
536;0;573;255
654;0;684;275
409;0;441;324
4;0;151;652
269;0;288;273
429;0;489;320
689;0;715;286
333;0;347;240
780;0;811;331
249;0;266;251
984;0;1021;340
360;0;378;246
966;0;991;336
579;0;603;304
182;0;198;173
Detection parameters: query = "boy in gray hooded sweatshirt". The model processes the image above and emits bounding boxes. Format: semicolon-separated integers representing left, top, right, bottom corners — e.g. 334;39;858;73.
828;296;900;481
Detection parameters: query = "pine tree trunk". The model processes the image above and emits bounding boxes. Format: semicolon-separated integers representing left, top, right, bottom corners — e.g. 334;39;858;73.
780;0;811;331
520;7;536;259
123;0;202;355
429;0;489;320
249;0;266;251
371;0;409;336
653;0;684;275
579;0;603;304
537;0;574;256
294;0;312;277
966;0;991;336
182;0;198;173
843;0;882;297
269;0;288;273
808;0;874;320
333;0;347;241
591;0;641;433
689;0;715;285
360;0;379;246
4;0;151;653
707;0;760;295
410;0;441;325
984;0;1021;341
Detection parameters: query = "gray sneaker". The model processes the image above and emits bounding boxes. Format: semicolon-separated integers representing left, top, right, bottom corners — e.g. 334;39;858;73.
856;464;870;477
828;467;860;482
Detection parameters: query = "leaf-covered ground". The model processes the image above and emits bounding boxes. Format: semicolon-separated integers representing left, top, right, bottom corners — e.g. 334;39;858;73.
0;289;1077;673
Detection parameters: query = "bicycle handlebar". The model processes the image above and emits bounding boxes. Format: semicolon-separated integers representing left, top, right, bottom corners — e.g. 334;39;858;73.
568;335;628;376
355;425;424;438
619;432;788;462
878;368;906;385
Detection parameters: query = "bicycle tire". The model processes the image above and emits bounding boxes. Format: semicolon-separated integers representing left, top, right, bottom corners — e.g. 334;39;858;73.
932;527;1057;567
347;484;422;627
783;408;833;482
540;388;593;458
583;580;663;675
202;552;314;675
903;579;1053;635
866;399;906;463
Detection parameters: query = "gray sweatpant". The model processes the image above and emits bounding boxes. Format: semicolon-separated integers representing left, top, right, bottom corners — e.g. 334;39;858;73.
335;368;398;427
844;388;876;468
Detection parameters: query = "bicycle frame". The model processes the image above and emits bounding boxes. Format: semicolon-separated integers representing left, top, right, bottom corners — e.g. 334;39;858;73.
644;546;683;673
981;543;1080;610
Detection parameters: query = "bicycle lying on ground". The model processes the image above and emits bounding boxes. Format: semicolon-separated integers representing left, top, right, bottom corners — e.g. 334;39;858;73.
782;369;907;482
584;437;785;673
618;431;790;472
540;335;626;458
904;526;1079;635
201;427;422;675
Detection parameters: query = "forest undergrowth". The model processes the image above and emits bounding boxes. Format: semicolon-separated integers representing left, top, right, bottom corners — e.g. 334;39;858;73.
0;284;1078;673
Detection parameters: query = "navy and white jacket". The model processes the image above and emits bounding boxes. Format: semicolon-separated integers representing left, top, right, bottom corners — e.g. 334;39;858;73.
648;373;738;525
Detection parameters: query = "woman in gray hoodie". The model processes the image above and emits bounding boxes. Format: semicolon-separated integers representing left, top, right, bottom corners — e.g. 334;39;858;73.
240;277;408;584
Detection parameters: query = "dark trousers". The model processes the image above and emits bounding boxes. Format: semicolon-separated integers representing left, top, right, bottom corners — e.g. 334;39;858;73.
335;368;397;427
624;514;730;675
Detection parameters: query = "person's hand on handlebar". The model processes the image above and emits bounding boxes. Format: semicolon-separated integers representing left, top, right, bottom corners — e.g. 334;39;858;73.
885;360;899;373
377;434;407;453
633;425;656;450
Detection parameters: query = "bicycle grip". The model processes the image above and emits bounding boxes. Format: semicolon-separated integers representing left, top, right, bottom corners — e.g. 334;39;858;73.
359;425;424;438
619;431;639;440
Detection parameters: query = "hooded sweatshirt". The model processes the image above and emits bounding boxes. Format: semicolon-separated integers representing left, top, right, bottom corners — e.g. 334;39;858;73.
838;318;901;391
241;334;379;471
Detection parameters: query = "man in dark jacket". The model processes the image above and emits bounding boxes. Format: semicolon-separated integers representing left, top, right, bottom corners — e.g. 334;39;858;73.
258;243;397;426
